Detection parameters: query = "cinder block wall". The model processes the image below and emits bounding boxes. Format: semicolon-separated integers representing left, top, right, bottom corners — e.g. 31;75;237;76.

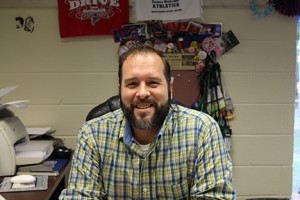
0;5;296;199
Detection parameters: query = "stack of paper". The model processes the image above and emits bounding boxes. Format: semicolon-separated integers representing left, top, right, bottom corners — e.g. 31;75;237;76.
26;127;56;139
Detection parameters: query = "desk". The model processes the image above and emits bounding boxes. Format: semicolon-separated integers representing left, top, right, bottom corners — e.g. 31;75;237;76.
0;159;71;200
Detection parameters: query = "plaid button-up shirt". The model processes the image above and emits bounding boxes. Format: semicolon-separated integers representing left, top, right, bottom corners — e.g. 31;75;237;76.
60;104;236;199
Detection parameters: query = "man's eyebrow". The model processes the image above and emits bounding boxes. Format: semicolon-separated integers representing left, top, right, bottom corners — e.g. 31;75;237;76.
124;77;163;84
124;78;137;84
147;77;163;82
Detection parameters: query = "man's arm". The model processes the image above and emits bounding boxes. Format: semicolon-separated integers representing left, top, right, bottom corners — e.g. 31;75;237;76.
191;120;236;199
59;125;105;199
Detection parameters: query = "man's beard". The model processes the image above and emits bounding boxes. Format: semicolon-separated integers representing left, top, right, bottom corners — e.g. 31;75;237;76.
120;97;171;130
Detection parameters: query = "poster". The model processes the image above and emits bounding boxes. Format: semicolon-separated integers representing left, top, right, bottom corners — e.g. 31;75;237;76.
58;0;129;38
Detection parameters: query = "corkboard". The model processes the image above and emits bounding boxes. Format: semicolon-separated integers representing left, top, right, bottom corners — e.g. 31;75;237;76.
171;70;200;107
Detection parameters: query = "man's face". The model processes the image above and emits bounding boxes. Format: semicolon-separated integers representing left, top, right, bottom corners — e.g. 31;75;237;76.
120;52;173;130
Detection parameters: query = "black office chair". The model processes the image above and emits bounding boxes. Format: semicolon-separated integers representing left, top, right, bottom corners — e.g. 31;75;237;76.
86;95;120;121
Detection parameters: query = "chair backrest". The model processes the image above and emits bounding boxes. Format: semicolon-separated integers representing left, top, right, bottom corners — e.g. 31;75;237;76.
86;95;120;121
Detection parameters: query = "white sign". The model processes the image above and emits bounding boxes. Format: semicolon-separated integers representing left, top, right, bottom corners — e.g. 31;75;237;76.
135;0;203;21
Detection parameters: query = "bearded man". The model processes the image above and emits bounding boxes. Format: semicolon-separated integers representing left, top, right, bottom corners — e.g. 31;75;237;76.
60;44;236;199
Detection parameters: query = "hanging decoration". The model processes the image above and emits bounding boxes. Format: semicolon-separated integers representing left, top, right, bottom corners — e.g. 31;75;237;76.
269;0;300;17
194;51;234;151
249;0;273;17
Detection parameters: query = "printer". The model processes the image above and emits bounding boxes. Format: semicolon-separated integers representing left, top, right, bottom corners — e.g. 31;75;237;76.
0;108;54;176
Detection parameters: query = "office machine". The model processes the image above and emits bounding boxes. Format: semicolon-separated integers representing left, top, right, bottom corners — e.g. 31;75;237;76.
0;108;53;176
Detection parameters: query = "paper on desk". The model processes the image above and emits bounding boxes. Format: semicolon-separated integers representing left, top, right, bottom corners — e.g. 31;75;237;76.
0;100;30;111
0;85;18;99
26;127;55;139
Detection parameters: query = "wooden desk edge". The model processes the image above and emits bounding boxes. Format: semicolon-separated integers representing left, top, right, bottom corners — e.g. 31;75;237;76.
0;158;72;200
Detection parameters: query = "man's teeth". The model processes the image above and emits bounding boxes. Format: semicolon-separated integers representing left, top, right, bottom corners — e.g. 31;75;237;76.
136;103;151;109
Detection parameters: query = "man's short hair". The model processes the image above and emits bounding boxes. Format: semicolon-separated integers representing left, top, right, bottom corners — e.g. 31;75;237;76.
118;44;171;85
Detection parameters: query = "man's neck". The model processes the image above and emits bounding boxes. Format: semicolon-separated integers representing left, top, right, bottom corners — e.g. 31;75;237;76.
132;127;158;145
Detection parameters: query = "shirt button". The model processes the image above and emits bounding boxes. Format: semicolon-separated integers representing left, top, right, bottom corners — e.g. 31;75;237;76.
143;188;148;193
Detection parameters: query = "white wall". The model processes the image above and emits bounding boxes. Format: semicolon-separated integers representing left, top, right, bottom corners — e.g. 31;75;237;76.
0;5;296;199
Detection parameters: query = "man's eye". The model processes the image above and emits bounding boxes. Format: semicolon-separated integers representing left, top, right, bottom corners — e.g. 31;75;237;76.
148;82;159;87
126;83;137;88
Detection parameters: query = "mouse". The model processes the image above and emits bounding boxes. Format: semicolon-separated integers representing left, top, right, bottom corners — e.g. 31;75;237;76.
10;175;36;184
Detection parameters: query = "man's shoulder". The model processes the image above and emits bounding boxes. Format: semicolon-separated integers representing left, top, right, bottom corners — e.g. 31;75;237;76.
83;109;124;131
80;109;125;140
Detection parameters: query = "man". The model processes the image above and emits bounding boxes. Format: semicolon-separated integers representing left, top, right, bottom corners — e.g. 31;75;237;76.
59;44;236;199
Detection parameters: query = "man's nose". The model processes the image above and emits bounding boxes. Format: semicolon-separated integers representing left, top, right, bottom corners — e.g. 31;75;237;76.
136;84;150;99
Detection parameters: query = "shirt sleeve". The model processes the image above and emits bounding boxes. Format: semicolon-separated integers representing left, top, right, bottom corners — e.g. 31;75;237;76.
59;124;105;199
190;119;236;199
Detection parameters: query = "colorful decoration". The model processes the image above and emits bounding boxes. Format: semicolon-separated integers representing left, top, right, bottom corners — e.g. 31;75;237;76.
114;20;239;72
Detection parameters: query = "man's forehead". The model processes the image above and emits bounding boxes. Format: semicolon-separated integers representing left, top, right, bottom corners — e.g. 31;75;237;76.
123;53;164;69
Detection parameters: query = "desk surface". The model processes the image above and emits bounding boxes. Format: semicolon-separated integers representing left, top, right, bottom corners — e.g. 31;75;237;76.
0;159;71;200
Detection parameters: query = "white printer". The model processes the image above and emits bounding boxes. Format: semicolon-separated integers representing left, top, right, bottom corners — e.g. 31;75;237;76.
0;108;53;176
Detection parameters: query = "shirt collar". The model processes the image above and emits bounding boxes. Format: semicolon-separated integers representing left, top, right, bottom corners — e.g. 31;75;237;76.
123;121;134;145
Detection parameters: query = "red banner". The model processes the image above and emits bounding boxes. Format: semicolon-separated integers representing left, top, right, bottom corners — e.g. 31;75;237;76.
58;0;129;38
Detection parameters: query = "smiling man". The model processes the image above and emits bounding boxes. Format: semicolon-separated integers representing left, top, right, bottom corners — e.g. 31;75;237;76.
120;47;172;145
59;44;236;199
